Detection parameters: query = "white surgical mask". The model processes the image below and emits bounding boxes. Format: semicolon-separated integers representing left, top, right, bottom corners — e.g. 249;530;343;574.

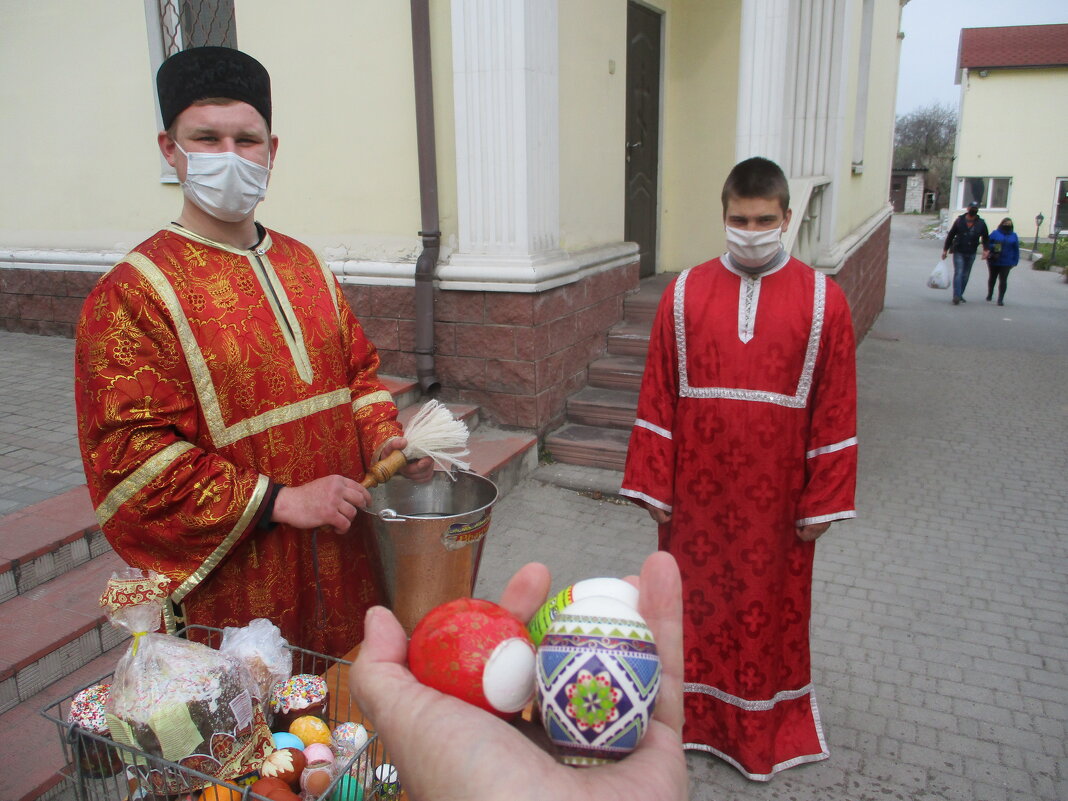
175;142;271;222
725;225;784;268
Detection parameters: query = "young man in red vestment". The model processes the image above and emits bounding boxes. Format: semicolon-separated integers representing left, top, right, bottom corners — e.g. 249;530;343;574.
74;47;431;657
621;157;857;780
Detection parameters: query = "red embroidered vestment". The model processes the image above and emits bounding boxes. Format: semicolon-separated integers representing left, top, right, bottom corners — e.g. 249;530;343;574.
75;225;402;657
621;256;857;780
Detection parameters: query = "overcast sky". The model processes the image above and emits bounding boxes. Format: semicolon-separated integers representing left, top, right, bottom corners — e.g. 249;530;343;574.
895;0;1068;117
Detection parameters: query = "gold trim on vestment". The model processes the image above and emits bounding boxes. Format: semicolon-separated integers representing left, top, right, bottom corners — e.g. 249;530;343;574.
353;390;394;413
94;441;195;528
251;249;314;384
124;253;353;448
317;254;341;320
171;474;269;604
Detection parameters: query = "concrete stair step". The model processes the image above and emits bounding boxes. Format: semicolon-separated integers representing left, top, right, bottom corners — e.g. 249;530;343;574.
3;644;128;801
0;551;129;716
565;387;638;430
0;486;108;602
607;320;652;357
588;354;646;392
623;272;672;324
543;424;631;472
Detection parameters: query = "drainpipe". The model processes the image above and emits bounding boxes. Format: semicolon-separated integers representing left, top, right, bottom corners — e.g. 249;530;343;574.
410;0;441;395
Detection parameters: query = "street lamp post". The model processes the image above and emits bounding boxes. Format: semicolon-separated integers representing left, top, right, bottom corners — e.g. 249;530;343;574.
1033;212;1044;256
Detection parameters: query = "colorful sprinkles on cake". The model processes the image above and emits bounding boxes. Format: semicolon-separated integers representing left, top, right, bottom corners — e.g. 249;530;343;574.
68;683;111;732
271;673;327;713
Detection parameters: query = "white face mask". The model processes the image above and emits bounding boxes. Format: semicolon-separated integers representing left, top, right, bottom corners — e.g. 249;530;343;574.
175;142;271;222
725;225;783;268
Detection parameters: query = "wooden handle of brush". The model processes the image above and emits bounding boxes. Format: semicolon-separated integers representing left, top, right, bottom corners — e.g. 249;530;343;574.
361;450;408;489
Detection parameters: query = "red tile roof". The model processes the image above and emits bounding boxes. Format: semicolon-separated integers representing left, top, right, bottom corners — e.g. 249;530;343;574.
957;23;1068;73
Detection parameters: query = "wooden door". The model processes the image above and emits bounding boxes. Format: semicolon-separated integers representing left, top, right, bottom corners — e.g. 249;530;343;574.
625;2;662;279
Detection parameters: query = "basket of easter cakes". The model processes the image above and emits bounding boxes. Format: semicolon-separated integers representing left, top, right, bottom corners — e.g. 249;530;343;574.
41;569;390;801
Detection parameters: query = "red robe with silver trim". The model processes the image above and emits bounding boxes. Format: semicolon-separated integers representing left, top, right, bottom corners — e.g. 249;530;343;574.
75;225;402;657
621;256;857;780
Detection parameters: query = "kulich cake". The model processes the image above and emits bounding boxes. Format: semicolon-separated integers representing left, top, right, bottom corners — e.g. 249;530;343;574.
270;674;327;730
67;683;123;778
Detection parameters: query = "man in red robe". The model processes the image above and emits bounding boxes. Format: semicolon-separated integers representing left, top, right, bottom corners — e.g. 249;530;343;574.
621;157;857;780
75;47;430;657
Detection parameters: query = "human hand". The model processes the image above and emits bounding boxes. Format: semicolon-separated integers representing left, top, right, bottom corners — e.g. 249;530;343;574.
271;475;372;534
796;521;831;542
982;249;990;260
349;552;687;801
941;250;948;259
381;437;435;483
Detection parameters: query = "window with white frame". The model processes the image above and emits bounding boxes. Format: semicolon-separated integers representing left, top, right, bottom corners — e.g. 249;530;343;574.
957;176;1010;210
144;0;237;179
1054;178;1068;234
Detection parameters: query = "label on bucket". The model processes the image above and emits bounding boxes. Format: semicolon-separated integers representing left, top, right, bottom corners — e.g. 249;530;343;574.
442;513;492;551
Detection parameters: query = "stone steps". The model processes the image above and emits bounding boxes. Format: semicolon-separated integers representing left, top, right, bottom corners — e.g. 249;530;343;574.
544;273;671;473
0;374;536;801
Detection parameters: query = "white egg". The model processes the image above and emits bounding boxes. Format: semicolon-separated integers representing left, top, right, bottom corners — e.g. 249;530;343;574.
572;577;639;610
482;636;537;713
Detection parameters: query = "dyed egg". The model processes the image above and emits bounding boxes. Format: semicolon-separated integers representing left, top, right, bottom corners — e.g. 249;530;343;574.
258;746;307;789
536;595;661;766
201;784;243;801
329;774;364;801
331;721;369;758
303;742;335;766
527;577;639;645
300;760;335;797
249;777;289;800
271;731;305;750
408;598;536;717
290;714;332;746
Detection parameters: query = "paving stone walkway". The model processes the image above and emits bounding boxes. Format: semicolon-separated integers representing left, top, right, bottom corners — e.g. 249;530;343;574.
1;214;1065;799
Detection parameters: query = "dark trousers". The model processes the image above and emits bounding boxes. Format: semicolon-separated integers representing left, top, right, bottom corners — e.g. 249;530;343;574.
986;263;1013;302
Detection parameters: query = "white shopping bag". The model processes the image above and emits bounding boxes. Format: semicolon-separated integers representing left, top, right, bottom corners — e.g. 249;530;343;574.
927;257;951;290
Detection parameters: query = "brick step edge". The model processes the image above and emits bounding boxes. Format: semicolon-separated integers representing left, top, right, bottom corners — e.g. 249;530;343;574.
0;551;130;715
2;643;127;801
543;425;630;472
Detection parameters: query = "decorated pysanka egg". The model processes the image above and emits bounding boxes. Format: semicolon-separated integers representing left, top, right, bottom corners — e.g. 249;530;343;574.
290;714;332;746
536;595;661;766
527;577;639;645
408;597;536;717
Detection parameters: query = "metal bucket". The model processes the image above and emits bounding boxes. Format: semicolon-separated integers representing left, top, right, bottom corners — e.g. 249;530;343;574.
367;470;499;634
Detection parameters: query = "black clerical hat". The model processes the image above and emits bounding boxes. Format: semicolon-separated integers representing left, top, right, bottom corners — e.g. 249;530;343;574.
156;46;271;130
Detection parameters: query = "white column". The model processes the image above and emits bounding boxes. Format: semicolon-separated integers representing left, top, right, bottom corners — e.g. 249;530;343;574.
443;0;567;290
735;0;791;165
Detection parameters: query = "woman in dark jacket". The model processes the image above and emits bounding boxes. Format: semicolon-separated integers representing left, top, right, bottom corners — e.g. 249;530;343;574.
986;218;1020;306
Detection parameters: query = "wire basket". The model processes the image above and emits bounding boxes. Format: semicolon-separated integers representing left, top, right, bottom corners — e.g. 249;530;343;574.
41;625;391;801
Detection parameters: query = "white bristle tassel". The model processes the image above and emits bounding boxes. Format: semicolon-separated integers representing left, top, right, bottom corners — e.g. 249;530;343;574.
402;399;471;474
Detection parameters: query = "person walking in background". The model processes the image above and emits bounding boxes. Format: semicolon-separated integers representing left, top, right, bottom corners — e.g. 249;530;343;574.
986;217;1020;306
942;202;990;305
621;157;857;781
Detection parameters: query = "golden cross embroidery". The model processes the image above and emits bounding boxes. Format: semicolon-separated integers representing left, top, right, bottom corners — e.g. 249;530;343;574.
130;397;154;419
194;478;222;507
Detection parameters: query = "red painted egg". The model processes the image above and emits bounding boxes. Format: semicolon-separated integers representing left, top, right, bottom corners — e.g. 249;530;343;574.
407;597;536;718
249;777;289;800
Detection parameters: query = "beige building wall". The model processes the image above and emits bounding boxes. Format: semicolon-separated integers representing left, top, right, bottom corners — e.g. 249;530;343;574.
954;67;1068;231
559;0;628;252
831;0;901;243
0;1;169;249
659;0;742;272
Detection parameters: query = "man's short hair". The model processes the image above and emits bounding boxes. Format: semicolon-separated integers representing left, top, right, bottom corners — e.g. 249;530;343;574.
721;157;791;217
